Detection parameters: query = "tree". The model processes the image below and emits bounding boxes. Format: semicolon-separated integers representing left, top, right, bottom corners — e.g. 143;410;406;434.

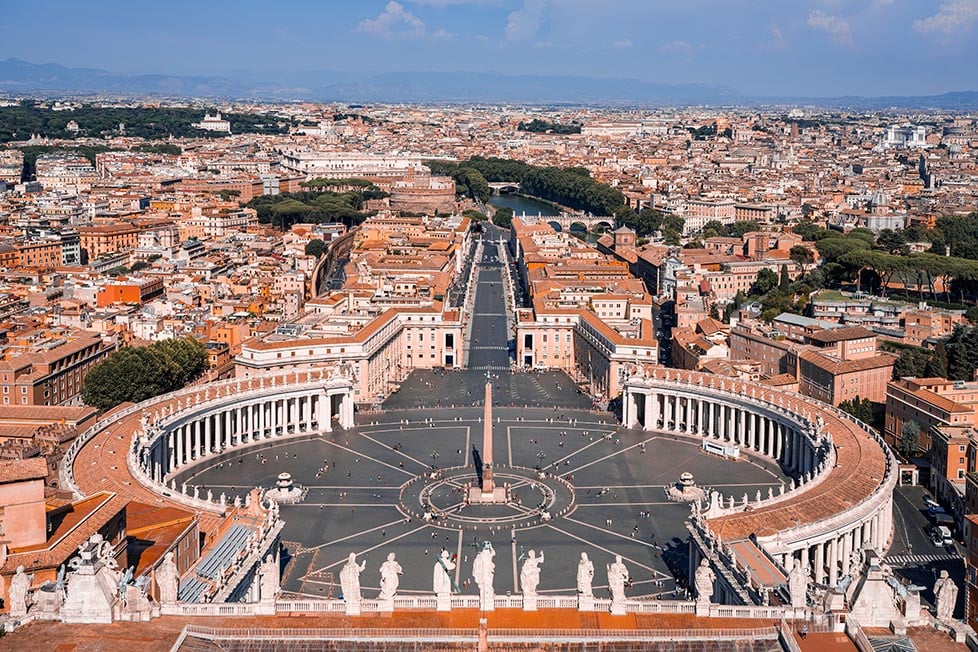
789;245;814;267
875;229;909;255
492;206;514;229
892;347;930;379
729;220;761;239
899;421;921;458
751;269;779;296
305;239;328;259
925;341;949;378
839;396;874;425
779;265;791;290
82;337;207;410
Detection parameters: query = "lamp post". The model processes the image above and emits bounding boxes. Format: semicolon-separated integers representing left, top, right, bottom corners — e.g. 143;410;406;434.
536;450;546;470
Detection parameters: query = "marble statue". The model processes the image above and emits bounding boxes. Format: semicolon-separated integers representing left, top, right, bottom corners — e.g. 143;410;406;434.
339;553;366;603
934;569;958;622
607;555;629;605
472;541;496;611
378;553;402;601
519;550;544;598
8;565;32;618
694;559;715;606
787;559;808;609
259;554;279;603
433;550;456;599
577;552;594;598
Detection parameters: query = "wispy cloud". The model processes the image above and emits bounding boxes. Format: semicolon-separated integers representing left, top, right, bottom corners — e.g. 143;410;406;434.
769;26;786;50
807;10;852;44
913;0;978;34
506;0;546;41
659;40;698;55
611;38;632;50
357;1;426;38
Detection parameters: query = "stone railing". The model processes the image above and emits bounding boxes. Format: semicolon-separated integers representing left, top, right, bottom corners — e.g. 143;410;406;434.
213;519;285;603
179;623;780;644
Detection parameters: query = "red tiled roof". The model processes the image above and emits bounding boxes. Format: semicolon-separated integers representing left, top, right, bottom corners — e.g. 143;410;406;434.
0;457;48;483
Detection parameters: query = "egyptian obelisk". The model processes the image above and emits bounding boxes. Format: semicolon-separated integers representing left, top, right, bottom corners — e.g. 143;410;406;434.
482;371;494;494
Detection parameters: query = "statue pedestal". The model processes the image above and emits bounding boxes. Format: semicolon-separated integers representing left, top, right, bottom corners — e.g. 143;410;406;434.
694;601;710;617
480;595;495;612
344;600;361;616
523;595;537;611
378;599;394;613
609;599;626;616
578;596;594;612
62;569;116;624
436;594;452;612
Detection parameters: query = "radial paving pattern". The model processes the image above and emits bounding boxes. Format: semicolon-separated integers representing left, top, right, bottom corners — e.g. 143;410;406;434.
176;406;787;602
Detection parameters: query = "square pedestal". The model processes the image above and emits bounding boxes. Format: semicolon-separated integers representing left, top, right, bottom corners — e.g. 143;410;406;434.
523;595;537;611
578;596;595;612
345;601;361;616
436;594;452;612
609;600;626;616
378;599;394;612
468;486;508;504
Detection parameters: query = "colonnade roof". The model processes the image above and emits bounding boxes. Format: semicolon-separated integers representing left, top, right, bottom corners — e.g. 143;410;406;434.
627;369;890;542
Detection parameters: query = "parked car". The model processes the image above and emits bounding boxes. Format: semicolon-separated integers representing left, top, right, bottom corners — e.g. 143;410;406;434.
931;525;954;547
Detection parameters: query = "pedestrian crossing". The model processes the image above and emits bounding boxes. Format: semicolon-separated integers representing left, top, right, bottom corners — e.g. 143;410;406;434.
883;553;960;565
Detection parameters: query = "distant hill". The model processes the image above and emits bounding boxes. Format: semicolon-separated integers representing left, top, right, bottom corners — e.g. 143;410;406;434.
1;58;977;109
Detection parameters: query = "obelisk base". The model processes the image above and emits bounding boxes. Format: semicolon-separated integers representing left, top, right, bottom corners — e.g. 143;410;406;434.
468;486;508;504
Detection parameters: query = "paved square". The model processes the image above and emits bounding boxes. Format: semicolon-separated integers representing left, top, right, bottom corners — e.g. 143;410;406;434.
177;404;787;602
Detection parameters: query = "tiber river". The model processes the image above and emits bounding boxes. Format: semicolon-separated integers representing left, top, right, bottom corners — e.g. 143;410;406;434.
488;193;559;217
488;193;598;240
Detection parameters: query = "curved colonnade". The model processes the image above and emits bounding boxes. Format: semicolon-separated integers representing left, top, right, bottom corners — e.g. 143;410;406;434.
622;368;896;587
62;369;355;518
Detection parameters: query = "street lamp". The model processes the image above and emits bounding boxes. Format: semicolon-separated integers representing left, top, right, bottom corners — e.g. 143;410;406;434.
430;450;440;470
536;450;546;470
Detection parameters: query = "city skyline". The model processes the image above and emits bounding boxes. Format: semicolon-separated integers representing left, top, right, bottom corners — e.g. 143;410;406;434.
2;0;978;98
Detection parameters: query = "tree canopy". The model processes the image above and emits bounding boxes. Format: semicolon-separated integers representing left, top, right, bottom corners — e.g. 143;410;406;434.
0;101;286;143
246;185;386;230
426;156;625;217
82;337;208;410
517;119;581;135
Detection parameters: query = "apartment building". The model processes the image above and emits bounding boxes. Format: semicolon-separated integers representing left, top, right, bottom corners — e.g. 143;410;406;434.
78;223;141;259
0;330;114;406
885;378;978;453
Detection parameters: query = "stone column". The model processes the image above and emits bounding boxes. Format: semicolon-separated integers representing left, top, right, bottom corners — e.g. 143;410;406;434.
813;541;825;584
321;392;333;432
176;426;185;466
828;538;839;586
651;392;660;430
726;405;734;442
204;414;212;456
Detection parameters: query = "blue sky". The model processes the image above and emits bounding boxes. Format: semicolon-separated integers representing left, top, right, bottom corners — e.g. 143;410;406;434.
2;0;977;96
